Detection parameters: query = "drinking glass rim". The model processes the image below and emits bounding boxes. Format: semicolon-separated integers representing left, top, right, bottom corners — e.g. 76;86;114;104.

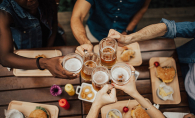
92;66;110;84
99;37;118;51
63;53;83;72
82;52;100;69
110;62;132;83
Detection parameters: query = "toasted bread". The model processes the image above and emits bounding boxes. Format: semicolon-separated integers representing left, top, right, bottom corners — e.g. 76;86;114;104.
156;66;175;83
120;47;135;62
131;105;150;118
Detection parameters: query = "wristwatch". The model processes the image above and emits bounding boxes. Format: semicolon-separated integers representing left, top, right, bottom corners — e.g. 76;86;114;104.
125;30;133;35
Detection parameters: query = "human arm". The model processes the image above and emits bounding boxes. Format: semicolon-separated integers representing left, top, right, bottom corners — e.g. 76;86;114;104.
108;22;167;46
112;65;165;118
47;1;58;47
0;10;76;78
86;84;117;118
122;0;151;35
183;113;195;118
71;0;93;56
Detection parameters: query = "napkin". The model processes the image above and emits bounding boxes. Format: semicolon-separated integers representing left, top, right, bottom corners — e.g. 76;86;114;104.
163;112;188;118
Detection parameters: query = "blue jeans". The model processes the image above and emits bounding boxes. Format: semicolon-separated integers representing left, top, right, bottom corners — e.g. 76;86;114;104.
179;63;195;114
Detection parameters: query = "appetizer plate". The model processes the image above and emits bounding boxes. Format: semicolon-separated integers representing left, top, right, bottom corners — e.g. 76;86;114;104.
13;50;62;76
149;57;181;104
76;83;97;102
7;100;59;118
101;100;139;118
94;42;142;66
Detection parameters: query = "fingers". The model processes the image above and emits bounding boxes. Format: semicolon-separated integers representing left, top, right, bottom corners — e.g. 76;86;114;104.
76;46;85;56
75;50;82;56
101;84;113;93
183;114;194;118
108;29;120;37
112;83;123;90
110;88;117;102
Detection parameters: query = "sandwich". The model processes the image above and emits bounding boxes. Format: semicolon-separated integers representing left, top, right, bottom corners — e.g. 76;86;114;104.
120;47;135;62
131;105;150;118
29;106;50;118
156;66;175;83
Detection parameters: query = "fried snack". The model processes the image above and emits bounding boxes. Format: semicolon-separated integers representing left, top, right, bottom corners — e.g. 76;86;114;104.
120;47;135;62
81;92;86;99
131;105;150;118
82;86;92;94
108;111;120;118
86;91;94;100
156;66;175;83
35;54;47;58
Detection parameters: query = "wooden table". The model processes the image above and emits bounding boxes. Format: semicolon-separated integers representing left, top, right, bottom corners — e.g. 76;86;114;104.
0;38;189;118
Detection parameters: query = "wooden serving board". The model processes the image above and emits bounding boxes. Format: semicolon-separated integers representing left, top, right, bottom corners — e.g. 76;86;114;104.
7;100;59;118
149;57;181;104
13;50;62;76
94;42;142;66
101;100;139;118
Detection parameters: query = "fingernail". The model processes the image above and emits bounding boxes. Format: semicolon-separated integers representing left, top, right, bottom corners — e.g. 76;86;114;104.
111;83;114;86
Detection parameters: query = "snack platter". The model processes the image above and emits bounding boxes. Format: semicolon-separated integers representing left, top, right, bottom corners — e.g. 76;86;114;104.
149;57;181;104
94;42;142;66
7;100;59;118
76;83;97;102
13;50;62;76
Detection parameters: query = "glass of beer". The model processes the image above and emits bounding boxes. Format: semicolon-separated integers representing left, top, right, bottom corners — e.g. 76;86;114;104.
92;66;110;91
111;63;139;85
81;52;100;81
99;37;117;69
62;53;83;74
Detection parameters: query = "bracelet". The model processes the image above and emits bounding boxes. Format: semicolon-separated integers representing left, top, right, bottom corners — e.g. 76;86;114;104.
142;106;152;111
36;57;44;70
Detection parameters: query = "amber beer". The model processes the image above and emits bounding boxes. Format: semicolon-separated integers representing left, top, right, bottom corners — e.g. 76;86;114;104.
100;46;117;67
81;60;97;81
99;37;117;69
92;66;110;91
81;53;100;81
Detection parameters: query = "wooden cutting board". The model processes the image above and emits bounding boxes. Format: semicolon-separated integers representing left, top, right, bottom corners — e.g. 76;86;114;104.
94;42;142;66
13;50;62;76
7;100;59;118
149;57;181;104
101;100;139;118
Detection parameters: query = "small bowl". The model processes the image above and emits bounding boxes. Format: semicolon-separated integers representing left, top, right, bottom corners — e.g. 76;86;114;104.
106;109;122;118
156;83;174;101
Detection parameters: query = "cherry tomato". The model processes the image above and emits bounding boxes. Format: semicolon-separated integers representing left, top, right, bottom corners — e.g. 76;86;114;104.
154;61;160;67
123;106;129;112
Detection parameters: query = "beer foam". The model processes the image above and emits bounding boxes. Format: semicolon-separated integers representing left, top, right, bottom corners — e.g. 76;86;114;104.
64;58;82;71
93;71;109;84
112;67;129;81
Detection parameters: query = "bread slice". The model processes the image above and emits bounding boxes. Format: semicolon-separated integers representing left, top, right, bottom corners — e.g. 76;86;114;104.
131;105;150;118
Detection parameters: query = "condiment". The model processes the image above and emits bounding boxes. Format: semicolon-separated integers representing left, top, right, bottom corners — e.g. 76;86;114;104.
65;84;75;96
59;99;70;110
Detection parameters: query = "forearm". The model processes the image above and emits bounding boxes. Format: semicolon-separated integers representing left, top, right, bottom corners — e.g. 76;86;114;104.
133;93;164;118
47;22;58;47
126;8;147;31
0;53;38;69
126;23;167;43
71;18;91;45
86;103;101;118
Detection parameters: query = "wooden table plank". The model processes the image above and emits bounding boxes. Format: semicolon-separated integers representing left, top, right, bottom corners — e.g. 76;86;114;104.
0;100;82;118
0;77;80;91
59;116;82;118
0;87;78;106
139;38;176;52
0;65;183;91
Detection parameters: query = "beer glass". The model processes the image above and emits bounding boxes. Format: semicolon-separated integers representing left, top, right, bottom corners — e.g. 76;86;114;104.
92;66;110;91
99;37;117;69
62;53;83;74
81;52;100;81
111;63;139;85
